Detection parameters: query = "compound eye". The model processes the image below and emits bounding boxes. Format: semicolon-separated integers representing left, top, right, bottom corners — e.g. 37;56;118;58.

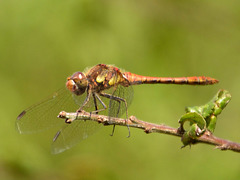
71;72;88;87
72;72;85;81
66;79;77;93
66;72;88;96
72;84;77;91
77;73;83;80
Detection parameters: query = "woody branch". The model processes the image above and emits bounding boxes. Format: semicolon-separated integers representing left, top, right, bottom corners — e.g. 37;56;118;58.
58;110;240;153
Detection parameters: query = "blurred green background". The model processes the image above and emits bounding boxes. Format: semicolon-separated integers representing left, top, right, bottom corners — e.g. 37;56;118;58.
1;0;240;179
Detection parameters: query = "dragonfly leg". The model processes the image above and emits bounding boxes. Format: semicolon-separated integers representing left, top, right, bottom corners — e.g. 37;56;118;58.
70;89;92;123
111;125;116;137
77;89;92;112
92;93;99;114
88;93;99;120
91;93;107;114
100;92;130;138
74;91;107;122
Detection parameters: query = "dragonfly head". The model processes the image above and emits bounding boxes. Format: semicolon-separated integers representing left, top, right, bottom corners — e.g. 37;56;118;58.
66;72;88;96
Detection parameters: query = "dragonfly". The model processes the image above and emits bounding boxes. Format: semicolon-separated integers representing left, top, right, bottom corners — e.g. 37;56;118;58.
16;64;219;154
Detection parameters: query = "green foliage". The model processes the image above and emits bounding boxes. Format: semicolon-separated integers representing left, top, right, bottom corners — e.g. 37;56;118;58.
179;90;231;147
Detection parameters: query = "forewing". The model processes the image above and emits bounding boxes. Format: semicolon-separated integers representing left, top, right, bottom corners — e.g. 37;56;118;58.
51;120;101;154
16;88;84;134
17;84;104;153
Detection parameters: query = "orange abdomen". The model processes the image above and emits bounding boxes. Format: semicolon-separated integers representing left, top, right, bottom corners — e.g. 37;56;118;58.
123;72;219;85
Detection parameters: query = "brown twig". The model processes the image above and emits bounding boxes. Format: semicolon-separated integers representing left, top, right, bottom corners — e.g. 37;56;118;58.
58;111;240;153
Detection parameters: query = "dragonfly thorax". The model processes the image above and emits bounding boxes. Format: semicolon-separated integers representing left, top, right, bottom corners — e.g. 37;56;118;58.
66;72;88;96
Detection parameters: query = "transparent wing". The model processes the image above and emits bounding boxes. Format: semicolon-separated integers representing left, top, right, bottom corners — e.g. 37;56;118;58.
108;85;134;118
16;87;86;134
51;91;104;154
51;120;101;154
51;85;134;154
